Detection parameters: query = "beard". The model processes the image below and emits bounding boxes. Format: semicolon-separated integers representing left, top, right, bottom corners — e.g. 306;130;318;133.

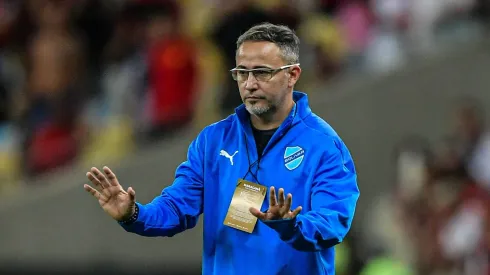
244;97;279;117
246;102;271;115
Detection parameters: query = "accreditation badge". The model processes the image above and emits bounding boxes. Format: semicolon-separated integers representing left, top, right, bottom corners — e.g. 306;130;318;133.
223;179;267;233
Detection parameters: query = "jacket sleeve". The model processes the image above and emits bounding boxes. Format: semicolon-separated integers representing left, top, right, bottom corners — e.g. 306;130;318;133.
119;131;206;237
263;138;360;251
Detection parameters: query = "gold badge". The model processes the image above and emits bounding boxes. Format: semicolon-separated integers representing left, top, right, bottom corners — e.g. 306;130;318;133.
223;179;267;233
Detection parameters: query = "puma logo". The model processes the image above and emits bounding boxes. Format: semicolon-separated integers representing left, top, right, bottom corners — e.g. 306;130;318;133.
220;150;239;166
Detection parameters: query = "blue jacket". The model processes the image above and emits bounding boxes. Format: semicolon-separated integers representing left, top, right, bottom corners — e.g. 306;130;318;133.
120;91;360;275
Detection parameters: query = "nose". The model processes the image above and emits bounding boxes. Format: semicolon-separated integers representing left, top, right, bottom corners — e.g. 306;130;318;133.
244;72;258;90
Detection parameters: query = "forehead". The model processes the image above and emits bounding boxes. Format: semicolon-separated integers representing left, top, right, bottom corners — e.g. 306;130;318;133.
236;41;284;67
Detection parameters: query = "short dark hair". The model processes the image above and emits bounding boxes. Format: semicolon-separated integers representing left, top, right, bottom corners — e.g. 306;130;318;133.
236;22;300;64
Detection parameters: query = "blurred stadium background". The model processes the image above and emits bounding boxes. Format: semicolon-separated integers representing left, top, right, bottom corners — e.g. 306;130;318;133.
0;0;489;274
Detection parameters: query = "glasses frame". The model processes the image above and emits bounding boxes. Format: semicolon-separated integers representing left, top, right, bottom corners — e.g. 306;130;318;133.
230;63;300;82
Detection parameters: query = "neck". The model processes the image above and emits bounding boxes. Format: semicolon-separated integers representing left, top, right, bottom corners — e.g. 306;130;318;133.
250;98;294;130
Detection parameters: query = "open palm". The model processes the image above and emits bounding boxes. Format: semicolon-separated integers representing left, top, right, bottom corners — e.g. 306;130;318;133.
84;166;136;222
250;187;302;221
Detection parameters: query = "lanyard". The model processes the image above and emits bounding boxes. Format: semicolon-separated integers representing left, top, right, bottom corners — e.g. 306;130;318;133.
241;106;298;184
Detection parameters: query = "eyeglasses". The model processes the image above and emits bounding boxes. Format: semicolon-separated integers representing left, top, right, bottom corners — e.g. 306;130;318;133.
230;63;300;82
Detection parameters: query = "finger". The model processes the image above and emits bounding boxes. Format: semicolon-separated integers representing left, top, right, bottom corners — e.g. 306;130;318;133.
278;188;285;206
86;172;103;191
84;184;103;200
127;187;136;202
91;167;111;188
269;186;277;207
103;166;120;187
284;193;292;212
249;207;267;220
290;206;302;219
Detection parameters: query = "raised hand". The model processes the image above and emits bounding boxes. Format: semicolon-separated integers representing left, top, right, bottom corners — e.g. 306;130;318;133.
84;166;136;222
249;186;302;221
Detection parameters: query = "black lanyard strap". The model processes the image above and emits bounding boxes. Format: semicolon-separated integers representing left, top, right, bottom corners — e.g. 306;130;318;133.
243;136;261;184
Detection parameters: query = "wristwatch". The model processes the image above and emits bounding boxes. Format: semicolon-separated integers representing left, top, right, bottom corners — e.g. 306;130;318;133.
119;203;139;225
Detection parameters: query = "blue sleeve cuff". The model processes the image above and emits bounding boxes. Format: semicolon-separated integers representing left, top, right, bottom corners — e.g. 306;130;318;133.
262;217;298;241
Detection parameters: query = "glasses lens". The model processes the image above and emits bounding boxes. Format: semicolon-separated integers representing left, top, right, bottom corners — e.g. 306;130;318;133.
230;69;274;82
231;70;250;82
253;70;273;82
237;71;249;82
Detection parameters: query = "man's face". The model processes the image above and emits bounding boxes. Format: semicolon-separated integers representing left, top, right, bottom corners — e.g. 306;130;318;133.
235;41;299;116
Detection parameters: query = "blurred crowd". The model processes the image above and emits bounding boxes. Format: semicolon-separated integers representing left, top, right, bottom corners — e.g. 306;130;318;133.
0;0;489;274
0;0;488;185
350;98;490;275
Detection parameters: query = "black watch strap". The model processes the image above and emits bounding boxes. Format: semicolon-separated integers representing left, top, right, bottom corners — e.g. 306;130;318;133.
119;203;139;225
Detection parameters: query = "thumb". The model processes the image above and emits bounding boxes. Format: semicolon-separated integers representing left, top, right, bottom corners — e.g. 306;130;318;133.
249;207;267;220
290;206;302;218
127;187;136;202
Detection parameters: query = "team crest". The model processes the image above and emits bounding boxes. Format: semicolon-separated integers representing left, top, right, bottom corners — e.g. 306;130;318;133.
284;146;305;171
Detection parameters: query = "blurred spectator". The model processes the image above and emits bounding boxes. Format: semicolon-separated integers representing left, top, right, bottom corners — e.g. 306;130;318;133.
398;99;490;275
74;0;116;96
364;0;409;73
336;0;374;71
143;1;199;141
97;2;148;130
408;0;481;54
0;0;26;120
318;0;342;16
437;179;489;275
360;136;433;273
297;13;346;81
448;97;490;190
20;0;87;176
361;131;489;275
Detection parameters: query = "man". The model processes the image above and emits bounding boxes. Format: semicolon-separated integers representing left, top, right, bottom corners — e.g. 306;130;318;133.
84;23;360;275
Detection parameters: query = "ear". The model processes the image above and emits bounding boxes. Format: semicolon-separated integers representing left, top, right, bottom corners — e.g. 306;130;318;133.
287;66;301;88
